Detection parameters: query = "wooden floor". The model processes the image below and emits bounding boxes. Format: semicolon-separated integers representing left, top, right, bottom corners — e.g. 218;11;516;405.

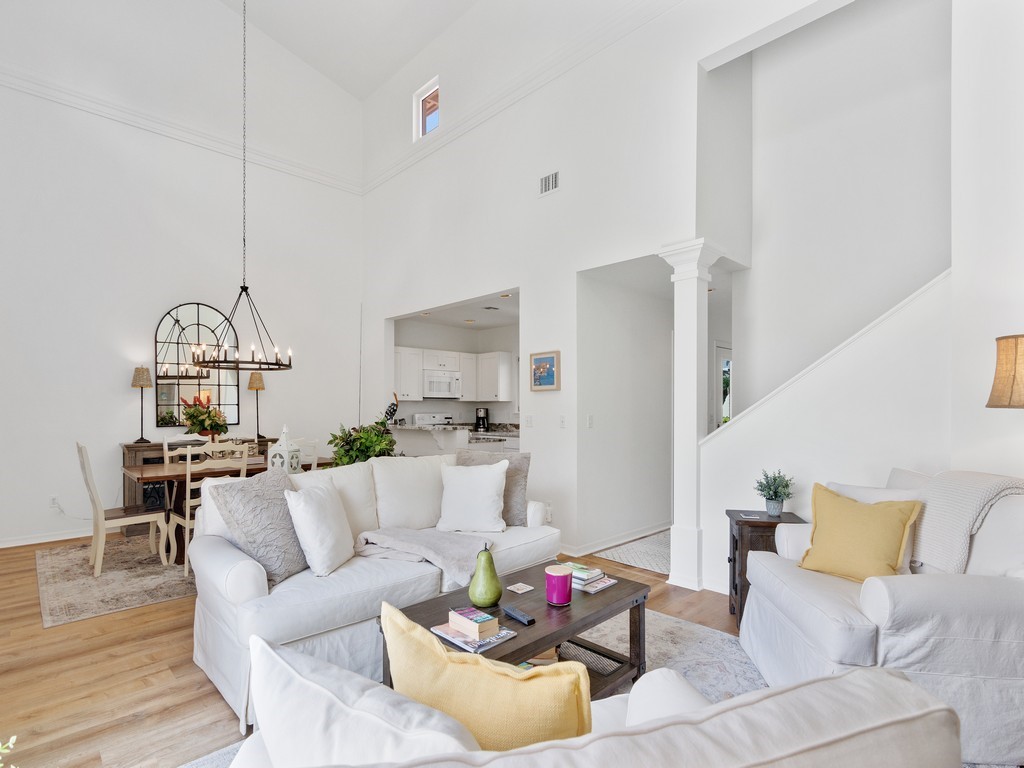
1;535;734;768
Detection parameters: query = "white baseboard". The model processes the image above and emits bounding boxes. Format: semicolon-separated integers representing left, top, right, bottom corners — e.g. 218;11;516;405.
559;521;671;559
0;528;89;549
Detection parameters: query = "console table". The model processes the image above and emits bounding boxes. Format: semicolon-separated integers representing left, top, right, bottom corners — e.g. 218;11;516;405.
727;508;804;629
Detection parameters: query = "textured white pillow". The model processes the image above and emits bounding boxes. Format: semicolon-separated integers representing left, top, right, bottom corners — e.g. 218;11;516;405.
249;637;479;767
370;456;448;529
284;485;355;576
436;461;509;533
826;482;922;575
196;475;246;541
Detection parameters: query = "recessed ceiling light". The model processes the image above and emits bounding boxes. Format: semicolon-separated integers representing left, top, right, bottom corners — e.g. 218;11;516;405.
420;312;431;316
483;306;500;311
464;319;475;324
499;293;512;299
707;287;714;293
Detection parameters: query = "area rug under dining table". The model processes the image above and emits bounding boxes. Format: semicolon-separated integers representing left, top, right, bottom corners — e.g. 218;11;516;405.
36;536;196;628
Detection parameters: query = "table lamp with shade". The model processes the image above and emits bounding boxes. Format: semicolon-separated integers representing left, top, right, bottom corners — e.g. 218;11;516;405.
986;334;1024;408
131;366;153;444
248;372;265;439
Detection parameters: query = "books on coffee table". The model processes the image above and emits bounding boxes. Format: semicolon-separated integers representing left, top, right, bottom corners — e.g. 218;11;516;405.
431;623;517;653
574;576;618;594
448;606;499;640
561;561;605;585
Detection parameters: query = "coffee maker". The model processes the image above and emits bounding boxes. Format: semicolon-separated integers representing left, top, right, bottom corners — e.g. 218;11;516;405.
475;407;490;433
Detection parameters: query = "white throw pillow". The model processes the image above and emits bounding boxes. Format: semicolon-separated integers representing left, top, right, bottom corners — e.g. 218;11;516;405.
826;482;922;575
436;461;509;533
284;485;355;576
370;456;449;529
249;637;479;768
290;462;379;538
625;668;711;726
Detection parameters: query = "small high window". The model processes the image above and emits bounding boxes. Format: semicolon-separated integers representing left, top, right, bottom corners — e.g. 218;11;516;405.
414;77;440;140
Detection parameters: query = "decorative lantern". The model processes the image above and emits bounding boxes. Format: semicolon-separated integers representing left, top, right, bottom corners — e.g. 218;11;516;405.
268;425;302;474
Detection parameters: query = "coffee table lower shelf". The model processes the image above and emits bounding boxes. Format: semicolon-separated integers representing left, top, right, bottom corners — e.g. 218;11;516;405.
557;637;641;698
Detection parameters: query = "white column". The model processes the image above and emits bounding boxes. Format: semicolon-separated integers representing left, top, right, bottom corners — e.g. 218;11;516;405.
660;238;725;590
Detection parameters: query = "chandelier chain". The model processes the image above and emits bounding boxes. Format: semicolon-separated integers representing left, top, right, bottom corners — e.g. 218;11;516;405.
241;0;247;286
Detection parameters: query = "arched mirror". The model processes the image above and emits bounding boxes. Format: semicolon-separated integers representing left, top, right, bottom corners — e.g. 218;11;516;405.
154;303;240;427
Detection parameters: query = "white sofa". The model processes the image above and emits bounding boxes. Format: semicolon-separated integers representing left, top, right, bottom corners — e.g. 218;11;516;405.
740;469;1024;765
228;642;961;768
188;454;561;731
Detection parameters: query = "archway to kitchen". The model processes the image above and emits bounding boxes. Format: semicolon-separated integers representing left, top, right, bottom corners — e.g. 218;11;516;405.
390;291;520;456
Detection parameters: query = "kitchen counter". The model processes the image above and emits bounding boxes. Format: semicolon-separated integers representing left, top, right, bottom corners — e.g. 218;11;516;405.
391;424;520;456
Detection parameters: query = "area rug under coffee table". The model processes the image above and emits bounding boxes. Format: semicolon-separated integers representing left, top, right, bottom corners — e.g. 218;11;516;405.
36;536;196;628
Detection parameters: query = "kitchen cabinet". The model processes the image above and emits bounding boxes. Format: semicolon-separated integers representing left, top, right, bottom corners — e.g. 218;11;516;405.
477;351;515;402
422;349;460;370
394;346;423;401
459;352;478;400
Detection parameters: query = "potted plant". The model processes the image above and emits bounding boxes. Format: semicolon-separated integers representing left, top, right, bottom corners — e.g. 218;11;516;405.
157;409;180;427
180;395;228;440
754;469;794;517
328;397;400;466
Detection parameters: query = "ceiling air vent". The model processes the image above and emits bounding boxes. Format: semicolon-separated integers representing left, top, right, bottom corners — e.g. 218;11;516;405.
539;171;560;197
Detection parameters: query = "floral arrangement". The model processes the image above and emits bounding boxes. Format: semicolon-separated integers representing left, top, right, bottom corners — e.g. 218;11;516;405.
180;395;228;436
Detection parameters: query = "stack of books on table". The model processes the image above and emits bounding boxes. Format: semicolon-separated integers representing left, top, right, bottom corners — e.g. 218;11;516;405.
563;562;618;594
430;622;517;653
447;606;499;640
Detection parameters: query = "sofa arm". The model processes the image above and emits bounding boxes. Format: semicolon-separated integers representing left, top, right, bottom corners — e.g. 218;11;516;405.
774;523;811;561
526;500;547;527
861;573;1024;633
189;534;269;606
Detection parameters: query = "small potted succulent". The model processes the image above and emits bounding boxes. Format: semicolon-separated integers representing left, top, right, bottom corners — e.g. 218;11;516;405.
754;469;794;517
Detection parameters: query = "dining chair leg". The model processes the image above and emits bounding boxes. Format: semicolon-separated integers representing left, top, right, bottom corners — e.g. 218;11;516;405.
89;535;97;567
183;531;191;578
157;521;169;566
148;521;158;554
168;520;179;566
94;534;105;578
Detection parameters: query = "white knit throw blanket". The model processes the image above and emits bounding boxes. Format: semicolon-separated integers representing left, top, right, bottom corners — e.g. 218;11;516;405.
915;470;1024;573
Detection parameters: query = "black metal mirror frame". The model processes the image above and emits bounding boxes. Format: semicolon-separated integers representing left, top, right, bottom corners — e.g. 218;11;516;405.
154;303;240;427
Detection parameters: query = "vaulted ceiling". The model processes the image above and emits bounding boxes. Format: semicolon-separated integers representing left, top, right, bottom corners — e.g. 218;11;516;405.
216;0;477;99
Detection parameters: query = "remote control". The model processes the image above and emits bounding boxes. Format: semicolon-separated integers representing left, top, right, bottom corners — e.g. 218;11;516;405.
502;605;535;626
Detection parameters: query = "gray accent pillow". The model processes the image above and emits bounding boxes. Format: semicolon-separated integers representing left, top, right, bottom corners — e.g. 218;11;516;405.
209;468;308;586
455;450;530;527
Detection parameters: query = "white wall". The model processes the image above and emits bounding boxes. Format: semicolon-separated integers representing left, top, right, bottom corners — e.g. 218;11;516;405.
0;0;363;546
949;0;1024;476
359;0;842;551
576;260;673;555
733;0;952;411
699;273;952;593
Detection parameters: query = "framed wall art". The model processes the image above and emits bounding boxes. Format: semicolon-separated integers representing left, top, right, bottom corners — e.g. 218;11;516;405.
530;350;561;391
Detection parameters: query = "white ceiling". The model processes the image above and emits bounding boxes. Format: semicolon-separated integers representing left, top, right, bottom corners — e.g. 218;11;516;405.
217;0;478;99
396;291;520;330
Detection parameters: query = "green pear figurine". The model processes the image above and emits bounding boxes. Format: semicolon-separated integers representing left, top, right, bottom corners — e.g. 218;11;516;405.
468;544;502;608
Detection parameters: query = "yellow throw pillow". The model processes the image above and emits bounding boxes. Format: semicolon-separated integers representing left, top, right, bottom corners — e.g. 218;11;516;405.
379;602;592;751
800;483;921;582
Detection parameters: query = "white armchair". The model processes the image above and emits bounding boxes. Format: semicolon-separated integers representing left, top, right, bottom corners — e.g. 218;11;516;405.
740;473;1024;766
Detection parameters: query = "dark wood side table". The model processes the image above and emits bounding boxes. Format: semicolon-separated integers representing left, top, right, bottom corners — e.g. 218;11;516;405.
727;509;804;629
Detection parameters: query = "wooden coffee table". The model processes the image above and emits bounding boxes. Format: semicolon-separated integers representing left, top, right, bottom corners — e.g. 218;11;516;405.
382;561;649;699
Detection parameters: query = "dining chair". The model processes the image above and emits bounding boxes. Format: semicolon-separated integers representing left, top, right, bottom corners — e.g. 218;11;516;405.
164;443;248;576
290;438;319;471
162;434;211;510
77;442;169;577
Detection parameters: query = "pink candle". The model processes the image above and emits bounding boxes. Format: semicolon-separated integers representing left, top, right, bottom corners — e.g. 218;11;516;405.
545;565;573;606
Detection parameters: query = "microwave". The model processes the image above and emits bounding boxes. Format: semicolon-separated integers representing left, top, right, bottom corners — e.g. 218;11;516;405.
423;369;462;399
